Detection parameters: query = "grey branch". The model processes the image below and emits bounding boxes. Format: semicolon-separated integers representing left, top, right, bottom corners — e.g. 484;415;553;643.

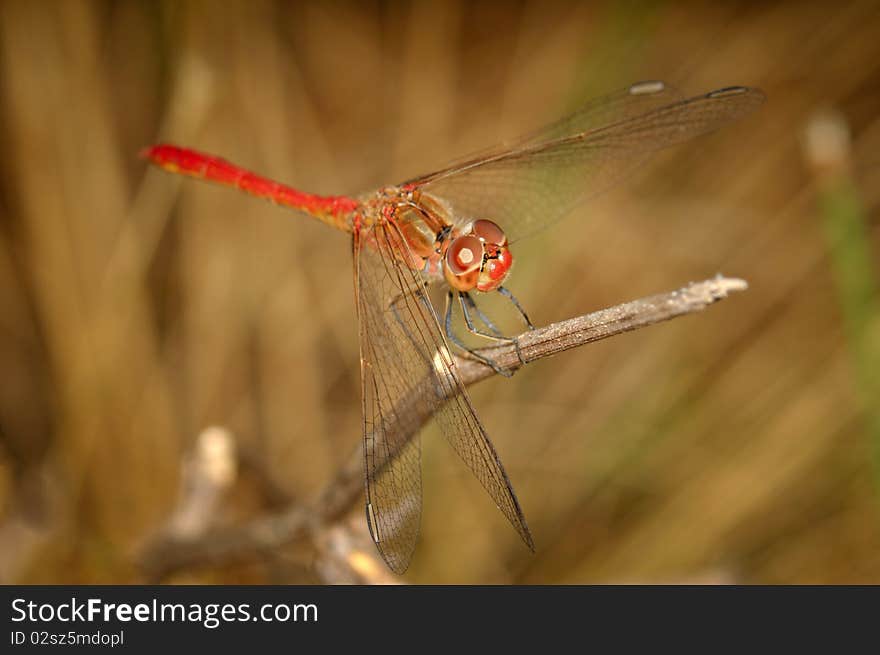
138;275;748;581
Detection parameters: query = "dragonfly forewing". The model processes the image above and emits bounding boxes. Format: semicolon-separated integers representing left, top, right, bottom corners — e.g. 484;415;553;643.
407;83;765;242
354;219;533;574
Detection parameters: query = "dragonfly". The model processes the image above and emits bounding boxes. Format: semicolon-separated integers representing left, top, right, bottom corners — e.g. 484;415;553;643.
144;80;765;574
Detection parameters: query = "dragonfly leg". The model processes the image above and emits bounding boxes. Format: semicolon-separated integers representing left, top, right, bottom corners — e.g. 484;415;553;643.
444;291;514;377
461;294;503;338
459;292;525;370
497;286;535;331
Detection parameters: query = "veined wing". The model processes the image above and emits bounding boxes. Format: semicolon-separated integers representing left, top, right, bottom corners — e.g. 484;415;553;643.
354;218;534;574
403;82;765;243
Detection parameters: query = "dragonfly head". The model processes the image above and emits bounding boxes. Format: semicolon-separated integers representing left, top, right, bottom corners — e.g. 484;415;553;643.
443;219;513;293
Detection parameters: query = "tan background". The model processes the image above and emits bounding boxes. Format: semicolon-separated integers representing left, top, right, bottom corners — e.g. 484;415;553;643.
0;0;878;583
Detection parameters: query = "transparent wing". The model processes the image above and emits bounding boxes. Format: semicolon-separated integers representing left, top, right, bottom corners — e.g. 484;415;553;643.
354;220;534;574
403;82;765;242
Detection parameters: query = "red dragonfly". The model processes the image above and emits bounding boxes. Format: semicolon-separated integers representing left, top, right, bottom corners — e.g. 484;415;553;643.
144;80;764;574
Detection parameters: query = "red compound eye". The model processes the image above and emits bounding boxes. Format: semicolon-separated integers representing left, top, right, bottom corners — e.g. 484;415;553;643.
472;219;507;246
445;235;482;275
444;235;483;291
477;246;513;292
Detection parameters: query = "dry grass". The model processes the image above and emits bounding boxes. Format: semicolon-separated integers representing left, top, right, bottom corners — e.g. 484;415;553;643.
0;0;878;583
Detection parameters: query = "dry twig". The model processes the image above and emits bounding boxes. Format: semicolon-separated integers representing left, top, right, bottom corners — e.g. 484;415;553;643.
139;275;747;581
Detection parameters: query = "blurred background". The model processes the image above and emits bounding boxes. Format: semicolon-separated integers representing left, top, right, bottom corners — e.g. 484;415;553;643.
0;0;878;584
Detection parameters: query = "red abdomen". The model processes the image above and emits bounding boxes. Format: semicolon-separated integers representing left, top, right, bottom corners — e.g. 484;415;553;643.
142;144;357;230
